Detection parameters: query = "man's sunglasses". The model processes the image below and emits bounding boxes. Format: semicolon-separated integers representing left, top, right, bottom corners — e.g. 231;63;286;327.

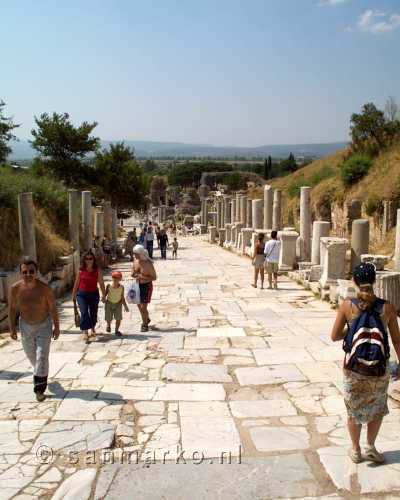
85;257;94;260
22;269;36;275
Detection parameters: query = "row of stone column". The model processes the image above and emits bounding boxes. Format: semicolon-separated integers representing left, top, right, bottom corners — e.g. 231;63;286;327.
17;190;118;262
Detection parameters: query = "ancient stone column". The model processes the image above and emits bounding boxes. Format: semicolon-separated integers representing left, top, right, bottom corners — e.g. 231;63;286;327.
111;209;118;243
278;231;299;271
225;224;232;246
311;221;330;265
203;200;209;229
263;185;273;230
231;199;236;225
320;237;348;289
299;187;312;262
252;199;263;230
241;228;253;255
223;196;231;225
82;191;92;252
94;207;104;238
235;193;241;223
68;189;80;252
272;190;282;231
219;228;226;246
395;210;400;272
209;226;217;244
103;201;112;239
351;219;369;271
216;199;222;230
240;195;247;224
17;192;37;261
246;199;252;227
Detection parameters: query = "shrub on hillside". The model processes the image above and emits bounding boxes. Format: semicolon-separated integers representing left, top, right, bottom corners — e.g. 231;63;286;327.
287;167;334;199
365;196;383;216
340;155;372;186
0;166;68;221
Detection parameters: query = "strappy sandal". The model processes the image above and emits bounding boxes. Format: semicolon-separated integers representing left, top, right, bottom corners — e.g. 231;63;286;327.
364;445;385;463
348;448;363;463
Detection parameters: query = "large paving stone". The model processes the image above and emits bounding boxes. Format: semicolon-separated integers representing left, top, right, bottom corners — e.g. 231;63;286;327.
162;363;232;383
32;421;115;454
235;364;307;386
196;327;246;337
154;383;226;401
179;402;230;417
181;416;241;458
52;468;96;500
103;455;319;499
229;400;297;418
253;348;314;365
250;426;310;452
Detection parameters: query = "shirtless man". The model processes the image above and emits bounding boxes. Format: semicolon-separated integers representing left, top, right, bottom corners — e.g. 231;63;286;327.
8;259;60;401
131;245;157;332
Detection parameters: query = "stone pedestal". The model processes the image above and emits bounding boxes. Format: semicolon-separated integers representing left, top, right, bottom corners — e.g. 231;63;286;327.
94;207;104;238
311;221;330;265
241;228;253;255
209;212;217;227
225;224;233;246
375;271;400;313
234;223;244;250
239;195;247;225
82;191;92;252
395;209;400;271
17;192;37;261
278;231;298;271
103;201;112;239
263;185;273;230
68;189;80;252
252;199;263;229
351;219;369;271
298;187;312;262
209;226;217;244
111;209;118;243
219;228;226;247
272;190;282;231
319;237;348;289
246;199;252;228
216;199;223;230
223;196;231;225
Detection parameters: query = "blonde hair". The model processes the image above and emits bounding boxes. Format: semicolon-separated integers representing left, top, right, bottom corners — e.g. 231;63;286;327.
357;283;376;311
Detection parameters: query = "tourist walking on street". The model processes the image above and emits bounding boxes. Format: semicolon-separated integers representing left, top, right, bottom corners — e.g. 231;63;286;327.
72;250;106;344
138;228;146;245
145;226;155;259
172;237;179;259
252;233;265;289
125;232;136;261
159;228;169;259
132;245;157;332
105;271;129;337
8;259;60;401
331;263;400;464
264;230;281;289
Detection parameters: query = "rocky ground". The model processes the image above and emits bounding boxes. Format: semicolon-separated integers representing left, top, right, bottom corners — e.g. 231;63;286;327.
0;235;399;500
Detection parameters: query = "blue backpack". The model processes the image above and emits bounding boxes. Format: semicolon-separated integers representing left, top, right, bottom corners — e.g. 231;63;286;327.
343;298;390;377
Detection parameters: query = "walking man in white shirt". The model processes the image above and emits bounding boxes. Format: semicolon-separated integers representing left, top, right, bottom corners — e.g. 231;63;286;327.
264;231;281;289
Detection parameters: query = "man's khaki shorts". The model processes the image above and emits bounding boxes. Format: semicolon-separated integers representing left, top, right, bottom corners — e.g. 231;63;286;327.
265;262;279;273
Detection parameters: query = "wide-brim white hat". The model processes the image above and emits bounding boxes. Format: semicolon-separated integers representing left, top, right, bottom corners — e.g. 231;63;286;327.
132;244;153;263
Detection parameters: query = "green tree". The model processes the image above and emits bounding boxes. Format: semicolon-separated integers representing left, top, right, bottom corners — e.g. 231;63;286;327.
349;102;400;154
94;142;148;210
150;175;167;205
30;112;100;185
0;100;20;163
143;159;158;173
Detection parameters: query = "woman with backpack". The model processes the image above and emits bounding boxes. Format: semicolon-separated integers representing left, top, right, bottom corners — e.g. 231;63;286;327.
331;263;400;464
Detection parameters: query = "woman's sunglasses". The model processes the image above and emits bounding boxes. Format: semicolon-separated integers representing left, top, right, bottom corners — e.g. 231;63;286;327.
85;257;94;261
22;269;36;275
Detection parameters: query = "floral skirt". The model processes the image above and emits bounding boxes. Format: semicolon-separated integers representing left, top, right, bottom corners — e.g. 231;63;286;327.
343;367;390;424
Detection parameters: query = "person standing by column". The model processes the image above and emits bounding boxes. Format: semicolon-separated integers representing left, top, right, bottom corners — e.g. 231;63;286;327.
145;226;155;259
8;259;60;401
159;228;169;260
72;250;106;344
264;230;281;289
252;233;265;289
132;245;157;332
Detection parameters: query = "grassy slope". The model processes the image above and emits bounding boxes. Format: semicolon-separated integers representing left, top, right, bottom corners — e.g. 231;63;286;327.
251;141;400;231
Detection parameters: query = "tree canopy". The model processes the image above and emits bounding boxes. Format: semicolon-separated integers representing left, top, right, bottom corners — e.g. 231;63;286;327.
30;112;100;185
0;100;20;163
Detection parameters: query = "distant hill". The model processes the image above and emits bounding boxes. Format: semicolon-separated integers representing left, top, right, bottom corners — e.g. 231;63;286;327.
9;139;347;160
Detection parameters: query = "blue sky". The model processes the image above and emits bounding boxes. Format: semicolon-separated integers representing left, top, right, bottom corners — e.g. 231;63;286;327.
2;0;400;146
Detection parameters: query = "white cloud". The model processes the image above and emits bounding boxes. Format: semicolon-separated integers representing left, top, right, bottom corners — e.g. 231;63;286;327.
318;0;349;6
352;9;400;33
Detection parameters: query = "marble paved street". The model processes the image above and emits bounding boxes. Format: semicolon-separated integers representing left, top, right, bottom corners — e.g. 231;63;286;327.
0;236;400;499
